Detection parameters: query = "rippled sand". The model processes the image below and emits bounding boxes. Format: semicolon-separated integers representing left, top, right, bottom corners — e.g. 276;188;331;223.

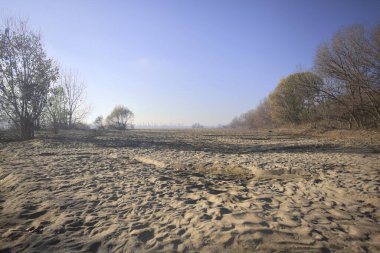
0;129;379;253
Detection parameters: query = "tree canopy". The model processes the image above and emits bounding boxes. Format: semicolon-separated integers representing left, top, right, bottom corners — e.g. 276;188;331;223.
106;105;134;130
0;19;59;138
230;24;380;130
269;72;322;125
315;25;380;128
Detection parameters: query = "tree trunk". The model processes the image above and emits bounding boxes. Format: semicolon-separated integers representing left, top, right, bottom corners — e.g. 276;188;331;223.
348;117;353;129
20;117;35;139
34;118;41;130
68;112;72;129
53;118;59;134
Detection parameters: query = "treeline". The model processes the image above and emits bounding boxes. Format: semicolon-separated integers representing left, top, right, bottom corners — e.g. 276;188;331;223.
40;70;88;133
230;24;380;130
0;18;134;139
0;18;89;138
93;105;134;130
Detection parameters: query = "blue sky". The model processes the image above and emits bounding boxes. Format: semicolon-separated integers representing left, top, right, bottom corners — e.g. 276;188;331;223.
2;0;380;126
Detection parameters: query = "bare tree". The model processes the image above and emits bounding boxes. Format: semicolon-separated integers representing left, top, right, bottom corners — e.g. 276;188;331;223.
229;97;273;129
60;69;87;128
94;115;104;130
192;123;204;129
0;18;59;139
229;114;249;129
45;86;67;133
245;98;273;128
315;25;380;128
106;105;134;130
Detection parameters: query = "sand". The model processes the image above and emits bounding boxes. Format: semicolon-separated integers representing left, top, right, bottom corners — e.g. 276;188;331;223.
0;129;379;253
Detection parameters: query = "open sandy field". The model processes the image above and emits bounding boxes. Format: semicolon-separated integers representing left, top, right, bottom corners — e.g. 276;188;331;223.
0;129;379;253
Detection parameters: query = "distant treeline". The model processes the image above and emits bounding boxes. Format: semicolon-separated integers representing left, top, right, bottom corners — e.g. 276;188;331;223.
0;18;134;139
0;18;89;138
94;105;134;131
230;25;380;130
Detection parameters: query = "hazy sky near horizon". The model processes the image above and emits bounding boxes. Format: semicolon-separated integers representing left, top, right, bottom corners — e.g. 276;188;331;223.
2;0;380;126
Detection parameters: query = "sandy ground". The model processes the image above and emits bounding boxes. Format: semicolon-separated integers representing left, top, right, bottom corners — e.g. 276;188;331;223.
0;129;379;253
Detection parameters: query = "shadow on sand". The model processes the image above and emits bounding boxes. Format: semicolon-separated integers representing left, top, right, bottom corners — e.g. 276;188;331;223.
36;129;378;155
